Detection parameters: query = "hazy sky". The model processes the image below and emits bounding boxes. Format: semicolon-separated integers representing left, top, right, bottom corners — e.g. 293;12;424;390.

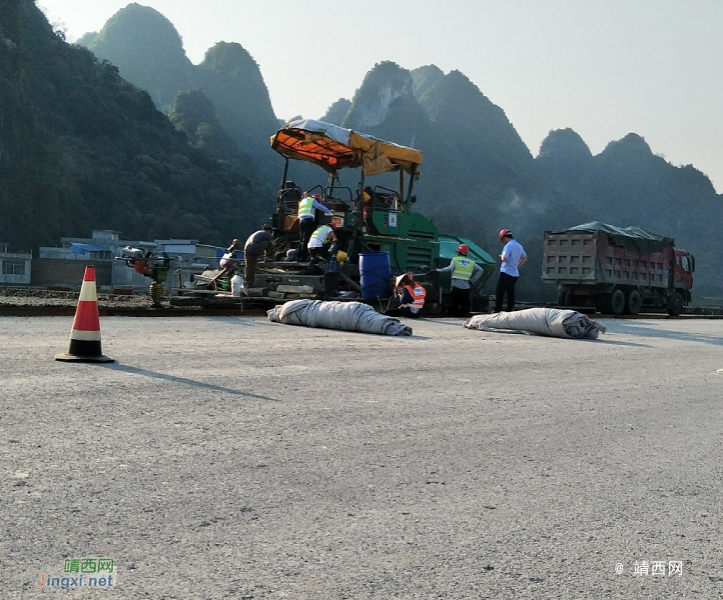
38;0;722;193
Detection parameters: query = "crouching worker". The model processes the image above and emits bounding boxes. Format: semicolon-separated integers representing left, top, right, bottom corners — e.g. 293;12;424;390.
386;272;426;318
307;222;337;264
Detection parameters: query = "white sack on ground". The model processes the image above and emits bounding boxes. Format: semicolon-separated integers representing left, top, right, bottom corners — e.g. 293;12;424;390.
267;299;413;336
464;307;606;339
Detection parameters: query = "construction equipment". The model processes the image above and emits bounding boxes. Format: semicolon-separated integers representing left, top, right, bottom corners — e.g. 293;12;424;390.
117;246;172;306
248;119;496;313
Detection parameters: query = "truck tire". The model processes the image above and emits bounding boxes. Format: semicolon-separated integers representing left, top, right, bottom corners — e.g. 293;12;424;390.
610;289;626;315
626;290;642;315
667;291;684;316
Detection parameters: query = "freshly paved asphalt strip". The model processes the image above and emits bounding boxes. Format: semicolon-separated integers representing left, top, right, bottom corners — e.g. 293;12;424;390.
2;315;722;599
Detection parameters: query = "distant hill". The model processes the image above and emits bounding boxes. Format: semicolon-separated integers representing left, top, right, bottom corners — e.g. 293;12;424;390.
194;42;281;183
7;2;722;301
321;99;352;126
410;65;445;100
317;60;722;300
327;62;539;246
86;3;194;112
0;0;271;250
534;130;722;300
168;88;271;220
83;3;280;183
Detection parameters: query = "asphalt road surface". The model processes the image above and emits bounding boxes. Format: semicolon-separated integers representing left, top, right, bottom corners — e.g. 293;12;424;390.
2;314;722;599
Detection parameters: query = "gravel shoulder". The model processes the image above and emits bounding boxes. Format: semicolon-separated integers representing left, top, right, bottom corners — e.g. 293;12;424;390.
0;288;154;310
2;315;722;599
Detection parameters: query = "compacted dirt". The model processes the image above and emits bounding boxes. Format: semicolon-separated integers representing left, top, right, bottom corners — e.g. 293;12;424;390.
2;314;723;599
0;287;154;310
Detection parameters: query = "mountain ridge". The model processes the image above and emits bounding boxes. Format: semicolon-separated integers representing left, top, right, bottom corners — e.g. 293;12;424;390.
0;0;271;250
6;1;721;300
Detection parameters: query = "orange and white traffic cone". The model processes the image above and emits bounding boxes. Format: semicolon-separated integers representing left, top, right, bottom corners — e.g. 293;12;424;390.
55;265;114;363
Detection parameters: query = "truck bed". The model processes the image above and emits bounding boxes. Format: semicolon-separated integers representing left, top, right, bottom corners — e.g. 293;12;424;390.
542;229;671;289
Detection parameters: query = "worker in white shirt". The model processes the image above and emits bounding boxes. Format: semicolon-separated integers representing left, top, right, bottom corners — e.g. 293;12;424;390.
307;223;337;264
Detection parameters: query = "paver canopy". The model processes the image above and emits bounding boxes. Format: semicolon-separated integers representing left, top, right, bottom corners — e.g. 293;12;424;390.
270;119;423;177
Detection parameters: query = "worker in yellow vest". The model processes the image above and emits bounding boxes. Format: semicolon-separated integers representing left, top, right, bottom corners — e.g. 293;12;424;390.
307;223;337;264
298;191;332;261
435;244;483;317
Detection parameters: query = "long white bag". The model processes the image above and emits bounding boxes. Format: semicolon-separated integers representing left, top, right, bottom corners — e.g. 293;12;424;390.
268;299;413;336
464;307;606;339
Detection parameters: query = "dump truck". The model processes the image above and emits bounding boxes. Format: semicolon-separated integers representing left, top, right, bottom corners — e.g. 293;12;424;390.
542;222;695;316
241;119;496;312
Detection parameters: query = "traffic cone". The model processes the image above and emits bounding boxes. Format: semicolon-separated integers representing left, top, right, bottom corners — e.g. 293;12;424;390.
55;265;114;363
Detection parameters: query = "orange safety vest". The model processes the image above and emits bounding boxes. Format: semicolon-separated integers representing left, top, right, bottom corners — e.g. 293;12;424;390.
401;284;426;309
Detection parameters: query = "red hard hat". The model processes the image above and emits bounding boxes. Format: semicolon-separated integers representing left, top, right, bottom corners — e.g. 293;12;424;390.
499;229;512;242
457;243;469;254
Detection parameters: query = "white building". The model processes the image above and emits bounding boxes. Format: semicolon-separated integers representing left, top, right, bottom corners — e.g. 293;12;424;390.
36;231;225;290
0;243;32;285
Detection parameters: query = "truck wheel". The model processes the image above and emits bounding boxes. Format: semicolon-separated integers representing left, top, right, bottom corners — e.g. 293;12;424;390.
610;289;626;315
626;290;642;315
667;291;684;316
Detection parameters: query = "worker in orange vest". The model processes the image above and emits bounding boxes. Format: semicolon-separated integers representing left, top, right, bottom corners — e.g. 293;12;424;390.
386;271;426;318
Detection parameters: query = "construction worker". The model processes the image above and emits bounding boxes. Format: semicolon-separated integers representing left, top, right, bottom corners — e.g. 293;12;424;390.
298;191;332;261
435;243;483;317
219;239;239;269
243;225;274;287
307;222;337;264
386;272;426;318
495;229;527;312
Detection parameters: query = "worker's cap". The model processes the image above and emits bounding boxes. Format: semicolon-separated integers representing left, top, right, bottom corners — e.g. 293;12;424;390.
498;229;512;242
395;274;410;287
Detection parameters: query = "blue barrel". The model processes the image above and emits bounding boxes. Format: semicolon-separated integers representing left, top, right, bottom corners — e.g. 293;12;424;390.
359;251;392;300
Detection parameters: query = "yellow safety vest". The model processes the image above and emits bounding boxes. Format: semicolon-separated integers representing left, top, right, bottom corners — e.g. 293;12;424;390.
309;225;333;246
298;196;315;218
451;256;475;280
